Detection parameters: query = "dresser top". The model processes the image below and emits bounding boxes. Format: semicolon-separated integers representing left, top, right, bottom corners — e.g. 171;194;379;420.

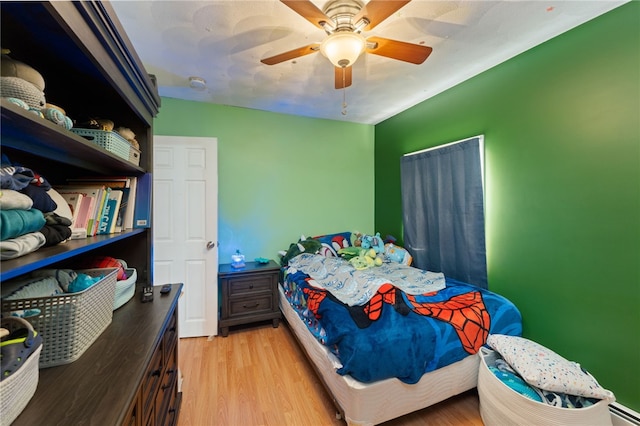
13;283;182;425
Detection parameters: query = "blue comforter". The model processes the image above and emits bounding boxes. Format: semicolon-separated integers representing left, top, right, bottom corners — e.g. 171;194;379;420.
283;263;522;384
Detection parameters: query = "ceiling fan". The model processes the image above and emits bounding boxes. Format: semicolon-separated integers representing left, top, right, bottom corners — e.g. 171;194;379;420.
261;0;433;89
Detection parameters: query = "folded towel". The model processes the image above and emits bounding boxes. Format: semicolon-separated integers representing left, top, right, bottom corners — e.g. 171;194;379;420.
0;189;33;210
0;209;46;240
0;231;46;260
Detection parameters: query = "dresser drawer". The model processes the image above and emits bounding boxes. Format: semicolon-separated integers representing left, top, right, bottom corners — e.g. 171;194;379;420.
226;274;274;296
163;310;178;363
142;341;164;420
155;347;177;425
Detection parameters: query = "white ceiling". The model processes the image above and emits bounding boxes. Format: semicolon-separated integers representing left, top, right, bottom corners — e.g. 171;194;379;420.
111;0;627;125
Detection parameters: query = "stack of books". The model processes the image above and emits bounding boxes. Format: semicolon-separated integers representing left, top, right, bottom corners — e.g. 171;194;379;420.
55;173;151;238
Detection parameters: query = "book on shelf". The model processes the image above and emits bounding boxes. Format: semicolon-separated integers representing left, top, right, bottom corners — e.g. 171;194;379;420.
66;176;131;189
97;189;123;235
60;176;139;233
59;192;84;228
74;194;92;231
114;187;130;232
93;186;111;236
56;185;106;236
133;172;151;228
123;176;137;230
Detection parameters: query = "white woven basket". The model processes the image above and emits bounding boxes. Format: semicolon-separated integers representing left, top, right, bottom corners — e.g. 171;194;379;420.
1;268;117;368
478;347;612;426
0;318;43;426
71;128;131;160
113;267;137;310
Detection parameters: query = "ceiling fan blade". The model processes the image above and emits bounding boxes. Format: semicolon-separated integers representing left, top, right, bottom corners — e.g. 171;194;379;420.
353;0;411;31
366;36;432;64
280;0;332;29
261;43;320;65
335;66;352;89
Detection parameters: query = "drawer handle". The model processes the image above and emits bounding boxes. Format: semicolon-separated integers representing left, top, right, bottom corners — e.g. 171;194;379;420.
151;369;161;377
243;302;259;308
162;383;172;390
249;284;254;289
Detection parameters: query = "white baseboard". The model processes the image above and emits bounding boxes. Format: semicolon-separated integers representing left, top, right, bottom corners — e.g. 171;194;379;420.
611;402;640;426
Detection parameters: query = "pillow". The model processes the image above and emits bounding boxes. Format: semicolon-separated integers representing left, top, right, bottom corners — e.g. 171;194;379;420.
313;231;351;257
384;243;413;266
486;334;615;402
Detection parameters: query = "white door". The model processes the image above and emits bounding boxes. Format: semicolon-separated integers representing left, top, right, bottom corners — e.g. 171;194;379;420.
153;136;218;337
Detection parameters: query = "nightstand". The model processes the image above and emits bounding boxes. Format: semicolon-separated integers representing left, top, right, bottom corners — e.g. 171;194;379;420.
218;260;281;337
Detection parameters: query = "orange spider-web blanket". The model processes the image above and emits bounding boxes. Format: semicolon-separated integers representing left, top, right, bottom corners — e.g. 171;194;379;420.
285;270;522;384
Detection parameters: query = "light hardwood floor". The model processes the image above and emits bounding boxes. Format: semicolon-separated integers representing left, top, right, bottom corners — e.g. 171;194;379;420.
177;322;484;426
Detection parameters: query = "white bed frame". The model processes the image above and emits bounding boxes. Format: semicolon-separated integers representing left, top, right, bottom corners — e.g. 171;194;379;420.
279;286;479;425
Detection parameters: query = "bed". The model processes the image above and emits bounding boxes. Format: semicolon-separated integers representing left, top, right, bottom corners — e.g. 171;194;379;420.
278;232;522;425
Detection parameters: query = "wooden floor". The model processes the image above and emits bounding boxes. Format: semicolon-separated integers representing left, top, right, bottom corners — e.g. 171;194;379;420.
177;322;484;426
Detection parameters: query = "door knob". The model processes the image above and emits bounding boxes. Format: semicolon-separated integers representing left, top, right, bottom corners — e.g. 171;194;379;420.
206;241;216;250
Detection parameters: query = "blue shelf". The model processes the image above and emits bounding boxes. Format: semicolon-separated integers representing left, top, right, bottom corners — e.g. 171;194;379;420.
1;229;146;281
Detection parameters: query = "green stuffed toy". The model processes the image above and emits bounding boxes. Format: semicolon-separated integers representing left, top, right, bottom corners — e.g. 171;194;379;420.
278;235;322;266
338;247;383;270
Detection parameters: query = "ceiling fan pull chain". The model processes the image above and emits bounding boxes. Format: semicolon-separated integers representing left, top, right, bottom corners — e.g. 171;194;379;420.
342;67;348;115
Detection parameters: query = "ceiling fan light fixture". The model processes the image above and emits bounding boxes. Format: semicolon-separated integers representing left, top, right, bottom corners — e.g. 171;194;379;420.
320;32;366;68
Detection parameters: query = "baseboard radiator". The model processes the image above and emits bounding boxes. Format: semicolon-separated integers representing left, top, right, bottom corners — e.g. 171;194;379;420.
611;403;640;426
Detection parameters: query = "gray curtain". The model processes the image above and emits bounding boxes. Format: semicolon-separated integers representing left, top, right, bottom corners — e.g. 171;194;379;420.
400;137;487;288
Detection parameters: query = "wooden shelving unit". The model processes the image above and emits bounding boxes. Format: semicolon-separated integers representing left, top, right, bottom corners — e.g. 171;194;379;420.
1;2;181;424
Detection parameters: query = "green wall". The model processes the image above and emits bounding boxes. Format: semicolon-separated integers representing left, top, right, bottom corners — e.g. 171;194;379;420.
154;100;374;263
375;3;639;410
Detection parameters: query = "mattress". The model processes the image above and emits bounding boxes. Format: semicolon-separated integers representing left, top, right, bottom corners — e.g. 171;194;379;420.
279;285;480;425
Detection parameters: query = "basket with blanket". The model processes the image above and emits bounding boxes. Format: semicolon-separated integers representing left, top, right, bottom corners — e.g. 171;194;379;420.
478;334;615;426
1;268;117;368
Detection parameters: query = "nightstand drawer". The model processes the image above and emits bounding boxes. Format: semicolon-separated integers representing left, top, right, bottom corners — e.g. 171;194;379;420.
227;275;274;296
229;294;274;317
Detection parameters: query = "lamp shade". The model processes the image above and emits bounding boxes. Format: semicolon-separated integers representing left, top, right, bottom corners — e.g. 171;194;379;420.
320;32;366;68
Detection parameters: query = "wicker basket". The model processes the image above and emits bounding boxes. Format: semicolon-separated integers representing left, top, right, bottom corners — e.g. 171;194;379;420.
478;347;612;426
71;128;131;161
129;145;141;166
0;317;43;426
1;268;118;368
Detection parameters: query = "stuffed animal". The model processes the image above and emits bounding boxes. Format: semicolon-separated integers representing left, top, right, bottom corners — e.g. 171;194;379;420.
360;232;385;254
75;118;114;131
1;51;46;109
1;50;45;91
116;126;140;149
339;247;383;270
41;105;73;130
1;50;73;129
278;235;321;266
1;75;45;109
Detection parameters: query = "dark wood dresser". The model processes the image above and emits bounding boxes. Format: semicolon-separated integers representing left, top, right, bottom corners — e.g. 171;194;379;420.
218;260;281;337
12;284;183;426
